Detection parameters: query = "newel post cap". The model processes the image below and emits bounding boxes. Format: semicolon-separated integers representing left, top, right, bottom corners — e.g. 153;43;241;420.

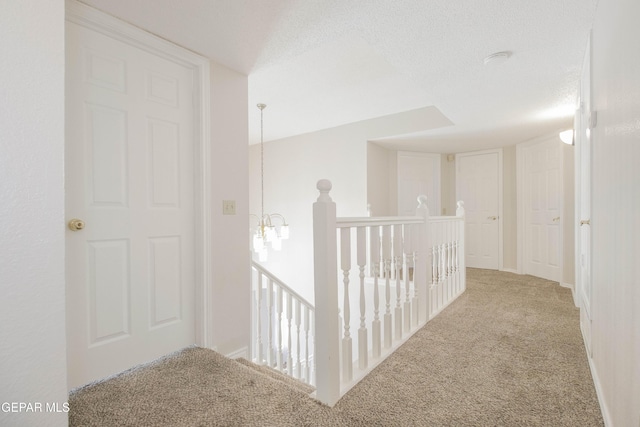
316;179;333;202
456;200;465;217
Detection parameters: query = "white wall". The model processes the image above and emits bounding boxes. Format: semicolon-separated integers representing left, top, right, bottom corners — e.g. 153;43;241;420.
250;125;368;303
210;63;250;355
367;143;391;216
0;1;69;426
441;154;456;216
589;0;640;424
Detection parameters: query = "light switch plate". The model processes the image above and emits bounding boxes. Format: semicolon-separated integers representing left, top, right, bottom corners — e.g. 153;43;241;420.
222;200;236;215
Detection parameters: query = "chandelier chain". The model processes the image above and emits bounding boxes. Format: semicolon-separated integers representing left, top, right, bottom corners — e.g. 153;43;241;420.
260;104;265;221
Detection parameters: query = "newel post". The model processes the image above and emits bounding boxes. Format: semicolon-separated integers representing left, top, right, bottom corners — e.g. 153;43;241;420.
415;195;430;323
313;179;340;406
456;200;466;292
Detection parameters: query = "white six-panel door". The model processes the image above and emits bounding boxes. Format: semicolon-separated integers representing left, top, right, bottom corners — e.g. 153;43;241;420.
456;150;502;270
519;138;563;282
65;19;197;389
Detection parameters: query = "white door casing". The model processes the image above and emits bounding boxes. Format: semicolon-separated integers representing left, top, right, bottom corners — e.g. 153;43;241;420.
397;152;441;216
517;136;563;283
577;31;593;356
456;150;503;270
65;1;211;389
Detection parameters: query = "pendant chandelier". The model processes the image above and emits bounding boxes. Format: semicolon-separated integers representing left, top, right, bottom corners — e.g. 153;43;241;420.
251;103;289;261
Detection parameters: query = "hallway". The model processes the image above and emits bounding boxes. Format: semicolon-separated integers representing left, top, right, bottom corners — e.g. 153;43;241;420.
69;268;602;426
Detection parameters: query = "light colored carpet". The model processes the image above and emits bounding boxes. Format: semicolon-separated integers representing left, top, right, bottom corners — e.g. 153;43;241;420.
69;268;603;426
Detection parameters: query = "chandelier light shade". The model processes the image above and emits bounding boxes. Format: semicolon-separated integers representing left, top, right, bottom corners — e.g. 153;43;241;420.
251;103;289;261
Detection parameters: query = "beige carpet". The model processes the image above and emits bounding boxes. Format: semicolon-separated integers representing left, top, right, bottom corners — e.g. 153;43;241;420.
69;268;603;426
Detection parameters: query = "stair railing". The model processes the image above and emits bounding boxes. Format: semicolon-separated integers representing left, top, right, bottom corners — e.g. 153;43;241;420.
313;179;465;406
251;261;315;386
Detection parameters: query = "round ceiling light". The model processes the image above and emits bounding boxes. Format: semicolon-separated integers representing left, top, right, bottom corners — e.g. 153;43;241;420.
483;51;512;66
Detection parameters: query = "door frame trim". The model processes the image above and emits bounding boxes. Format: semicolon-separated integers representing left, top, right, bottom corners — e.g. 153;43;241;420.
516;134;564;282
455;148;503;271
66;0;213;347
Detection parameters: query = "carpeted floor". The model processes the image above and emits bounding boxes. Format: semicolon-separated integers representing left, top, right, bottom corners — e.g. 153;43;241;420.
69;268;604;426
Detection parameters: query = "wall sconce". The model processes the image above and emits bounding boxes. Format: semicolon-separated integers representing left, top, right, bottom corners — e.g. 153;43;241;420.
559;129;574;145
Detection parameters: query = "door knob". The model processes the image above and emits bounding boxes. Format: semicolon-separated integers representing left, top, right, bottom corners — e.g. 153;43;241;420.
487;216;498;220
552;217;560;222
68;218;85;231
580;219;590;226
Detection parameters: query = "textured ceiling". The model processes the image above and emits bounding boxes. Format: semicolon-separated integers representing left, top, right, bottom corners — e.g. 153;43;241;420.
80;0;598;152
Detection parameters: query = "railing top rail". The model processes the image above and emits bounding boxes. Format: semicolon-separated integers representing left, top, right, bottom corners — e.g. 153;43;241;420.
336;216;424;228
251;260;315;310
429;215;465;222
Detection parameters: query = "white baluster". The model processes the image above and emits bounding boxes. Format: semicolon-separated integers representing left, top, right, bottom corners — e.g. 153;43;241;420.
430;222;440;313
340;227;352;382
267;278;274;367
313;179;340;406
437;225;444;310
257;272;264;364
370;225;381;358
286;292;293;375
439;232;445;308
276;286;284;371
454;239;459;293
296;299;301;379
403;224;412;331
416;195;430;323
408;223;419;327
357;226;368;370
447;222;453;299
311;311;316;386
457;200;466;294
378;227;385;280
382;225;392;349
438;224;443;283
431;222;437;287
433;244;438;285
393;224;403;340
449;221;454;277
304;305;310;384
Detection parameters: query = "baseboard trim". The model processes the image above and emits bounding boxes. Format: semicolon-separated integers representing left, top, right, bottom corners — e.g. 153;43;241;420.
500;268;519;274
226;346;249;360
583;332;613;427
560;282;573;289
559;282;578;307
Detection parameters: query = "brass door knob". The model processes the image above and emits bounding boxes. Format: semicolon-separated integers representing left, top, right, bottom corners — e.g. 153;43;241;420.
487;216;498;220
68;218;85;231
580;219;591;226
